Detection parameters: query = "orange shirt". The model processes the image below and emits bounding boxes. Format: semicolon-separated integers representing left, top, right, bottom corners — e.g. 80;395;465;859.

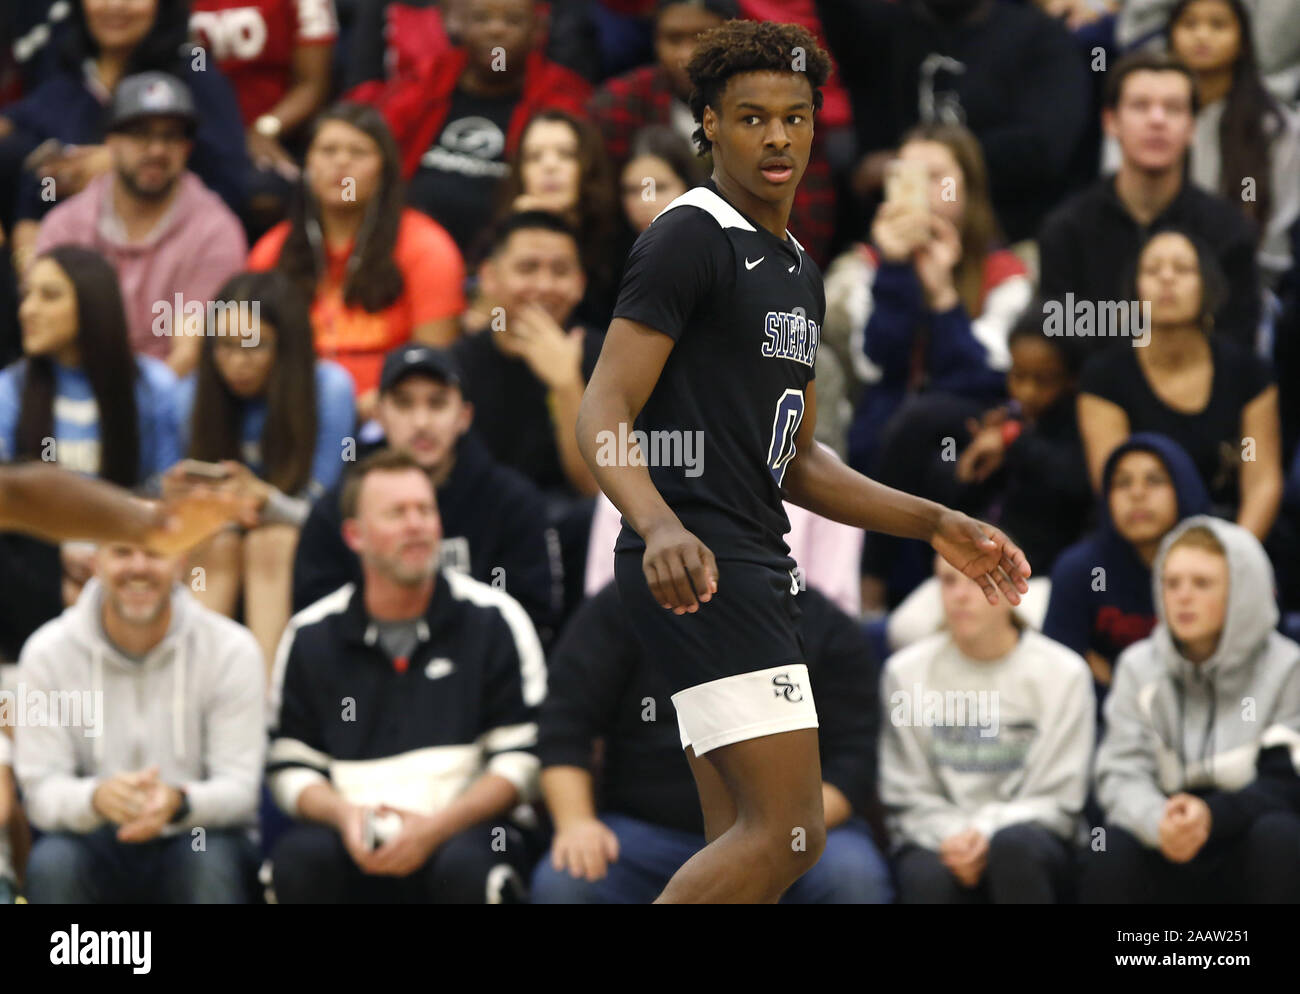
248;208;466;395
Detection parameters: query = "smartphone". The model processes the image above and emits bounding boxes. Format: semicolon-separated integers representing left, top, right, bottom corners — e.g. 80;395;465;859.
177;459;232;481
885;158;931;215
362;808;402;851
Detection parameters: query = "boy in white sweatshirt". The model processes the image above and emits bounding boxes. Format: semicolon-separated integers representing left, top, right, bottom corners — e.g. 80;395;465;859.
14;541;265;903
881;554;1094;903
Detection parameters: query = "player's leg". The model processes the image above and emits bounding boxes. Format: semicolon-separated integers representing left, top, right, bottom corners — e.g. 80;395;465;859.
684;745;736;844
656;728;825;904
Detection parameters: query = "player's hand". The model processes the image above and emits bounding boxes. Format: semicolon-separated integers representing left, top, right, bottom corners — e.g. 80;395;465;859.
930;511;1030;606
551;817;620;881
143;490;251;555
642;519;718;615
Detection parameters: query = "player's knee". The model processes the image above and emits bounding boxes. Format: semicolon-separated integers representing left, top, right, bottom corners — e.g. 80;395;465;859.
745;810;825;887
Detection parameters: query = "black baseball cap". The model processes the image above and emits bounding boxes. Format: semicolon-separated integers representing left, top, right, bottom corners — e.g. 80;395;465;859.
106;72;198;135
379;344;464;394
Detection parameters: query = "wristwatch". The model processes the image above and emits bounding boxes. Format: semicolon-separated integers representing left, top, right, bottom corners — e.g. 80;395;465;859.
253;114;283;139
169;787;192;824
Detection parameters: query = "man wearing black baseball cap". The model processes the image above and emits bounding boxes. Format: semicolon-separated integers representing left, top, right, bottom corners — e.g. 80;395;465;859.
104;71;200;138
31;70;246;376
293;344;563;646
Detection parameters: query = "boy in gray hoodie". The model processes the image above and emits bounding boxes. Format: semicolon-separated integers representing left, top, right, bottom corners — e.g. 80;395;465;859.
13;541;265;903
880;554;1094;903
1084;516;1300;903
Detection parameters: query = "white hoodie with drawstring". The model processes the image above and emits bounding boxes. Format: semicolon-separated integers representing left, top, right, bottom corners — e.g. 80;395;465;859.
13;578;265;835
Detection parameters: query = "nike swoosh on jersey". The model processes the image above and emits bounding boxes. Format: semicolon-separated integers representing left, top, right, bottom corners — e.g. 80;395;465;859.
745;256;765;270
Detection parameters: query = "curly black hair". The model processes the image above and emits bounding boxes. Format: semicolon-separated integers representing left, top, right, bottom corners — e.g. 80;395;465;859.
686;20;832;156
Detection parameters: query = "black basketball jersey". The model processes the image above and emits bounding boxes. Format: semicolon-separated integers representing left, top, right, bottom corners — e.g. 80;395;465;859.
609;181;825;571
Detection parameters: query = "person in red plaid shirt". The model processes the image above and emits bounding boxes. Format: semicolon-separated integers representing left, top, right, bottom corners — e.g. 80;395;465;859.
353;0;592;255
587;0;837;264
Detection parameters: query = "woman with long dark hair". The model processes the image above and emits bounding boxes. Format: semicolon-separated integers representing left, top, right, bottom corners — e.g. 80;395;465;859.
174;269;355;674
1078;227;1282;539
0;244;179;602
0;0;248;269
1167;0;1300;284
493;109;620;326
617;125;706;237
248;102;465;421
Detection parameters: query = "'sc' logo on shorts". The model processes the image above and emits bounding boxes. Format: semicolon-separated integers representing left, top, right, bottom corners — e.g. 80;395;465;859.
772;674;803;702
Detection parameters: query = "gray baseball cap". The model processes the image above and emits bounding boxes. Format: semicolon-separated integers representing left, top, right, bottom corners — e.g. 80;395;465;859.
106;72;198;134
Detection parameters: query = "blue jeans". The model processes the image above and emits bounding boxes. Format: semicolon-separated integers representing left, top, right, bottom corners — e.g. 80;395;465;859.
26;825;257;904
530;812;894;904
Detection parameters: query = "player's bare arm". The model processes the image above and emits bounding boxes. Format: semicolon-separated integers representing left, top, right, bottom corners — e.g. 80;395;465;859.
0;462;246;553
576;317;718;615
781;381;1031;605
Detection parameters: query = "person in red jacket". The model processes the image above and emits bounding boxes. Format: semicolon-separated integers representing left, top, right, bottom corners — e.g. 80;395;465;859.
587;0;838;264
353;0;592;254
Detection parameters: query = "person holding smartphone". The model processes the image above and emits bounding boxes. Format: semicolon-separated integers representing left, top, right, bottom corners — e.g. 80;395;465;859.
824;123;1033;480
173;270;356;676
821;123;1034;612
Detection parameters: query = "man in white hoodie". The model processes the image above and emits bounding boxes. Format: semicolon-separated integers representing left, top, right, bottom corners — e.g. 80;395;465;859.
14;541;265;903
1084;516;1300;903
880;554;1094;903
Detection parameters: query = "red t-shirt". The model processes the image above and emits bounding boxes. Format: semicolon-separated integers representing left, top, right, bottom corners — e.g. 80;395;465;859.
248;209;466;396
190;0;338;125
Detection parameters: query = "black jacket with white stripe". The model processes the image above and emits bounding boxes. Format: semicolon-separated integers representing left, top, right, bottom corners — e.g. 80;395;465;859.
267;571;547;818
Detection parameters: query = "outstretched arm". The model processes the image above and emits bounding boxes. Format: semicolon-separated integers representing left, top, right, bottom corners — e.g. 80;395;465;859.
0;463;244;553
782;382;1030;605
576;318;717;615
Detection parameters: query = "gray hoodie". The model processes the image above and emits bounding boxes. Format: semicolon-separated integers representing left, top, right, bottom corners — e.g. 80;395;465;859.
14;578;265;835
1095;516;1300;848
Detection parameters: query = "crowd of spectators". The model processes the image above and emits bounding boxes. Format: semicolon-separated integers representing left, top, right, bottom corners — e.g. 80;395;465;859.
1;0;1299;904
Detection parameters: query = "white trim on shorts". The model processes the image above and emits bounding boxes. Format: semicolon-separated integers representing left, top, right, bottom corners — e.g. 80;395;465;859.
672;663;819;756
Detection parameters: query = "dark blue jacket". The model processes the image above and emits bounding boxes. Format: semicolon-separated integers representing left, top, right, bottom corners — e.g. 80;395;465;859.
2;60;248;220
1043;432;1211;670
292;432;564;647
846;260;1007;474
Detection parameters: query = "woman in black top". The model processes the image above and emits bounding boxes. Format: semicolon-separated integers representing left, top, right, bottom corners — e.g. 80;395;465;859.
1077;228;1281;539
